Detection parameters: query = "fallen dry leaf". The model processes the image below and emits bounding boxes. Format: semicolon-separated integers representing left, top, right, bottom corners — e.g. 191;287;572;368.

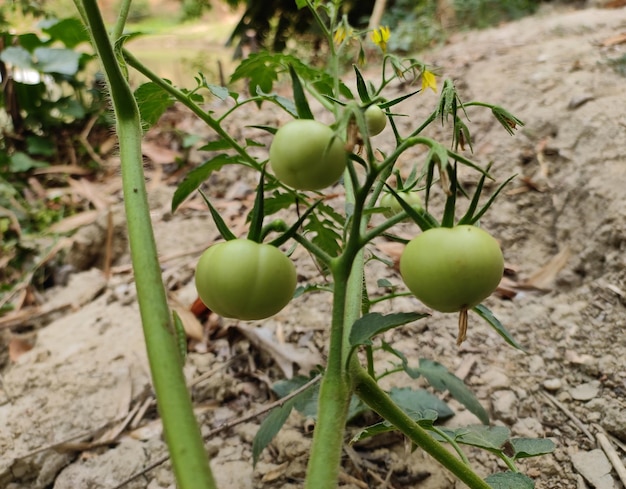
521;247;571;290
237;324;323;378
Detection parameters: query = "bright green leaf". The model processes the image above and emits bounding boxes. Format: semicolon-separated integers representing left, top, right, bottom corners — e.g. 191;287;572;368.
10;152;48;172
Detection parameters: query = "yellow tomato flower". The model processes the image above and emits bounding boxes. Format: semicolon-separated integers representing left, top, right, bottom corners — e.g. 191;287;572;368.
370;26;390;53
333;26;353;45
421;69;437;93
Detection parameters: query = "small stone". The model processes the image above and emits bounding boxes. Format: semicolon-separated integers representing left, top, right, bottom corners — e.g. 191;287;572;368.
491;390;518;424
543;378;563;391
570;381;600;401
571;449;616;489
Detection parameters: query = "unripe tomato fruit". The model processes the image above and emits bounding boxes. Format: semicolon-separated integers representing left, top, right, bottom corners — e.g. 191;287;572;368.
195;239;297;320
400;225;504;313
269;119;347;191
380;190;422;218
365;105;387;136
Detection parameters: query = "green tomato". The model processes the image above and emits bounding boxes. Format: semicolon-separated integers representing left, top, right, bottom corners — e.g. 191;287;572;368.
195;239;297;320
269;119;347;191
400;225;504;313
380;190;422;218
365;105;387;136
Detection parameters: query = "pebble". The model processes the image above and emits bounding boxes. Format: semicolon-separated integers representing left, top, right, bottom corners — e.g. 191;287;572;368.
543;378;563;391
491;390;518;424
570;381;600;401
570;449;616;489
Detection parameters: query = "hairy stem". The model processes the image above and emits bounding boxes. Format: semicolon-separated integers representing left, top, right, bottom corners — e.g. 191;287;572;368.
351;362;492;489
74;2;215;488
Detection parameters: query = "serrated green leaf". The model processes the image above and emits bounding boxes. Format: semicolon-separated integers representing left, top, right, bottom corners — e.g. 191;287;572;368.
511;438;555;459
472;304;526;351
416;359;489;424
171;154;241;212
349;312;428;349
455;425;510;451
485;472;535;489
389;387;454;420
134;82;174;129
289;64;314;119
252;399;295;466
261;192;297;217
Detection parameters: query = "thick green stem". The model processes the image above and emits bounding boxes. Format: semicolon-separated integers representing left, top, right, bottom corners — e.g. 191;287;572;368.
75;2;215;488
351;362;493;489
304;258;352;489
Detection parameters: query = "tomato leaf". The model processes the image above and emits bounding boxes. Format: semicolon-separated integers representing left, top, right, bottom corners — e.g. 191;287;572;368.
171;154;241;212
197;189;237;241
472;305;526;351
289;64;314;120
134;82;175;129
247;167;266;243
384;184;437;231
510;438;555;459
353;65;370;103
485;472;535;489
252;398;296;467
461;173;517;225
415;359;489;425
388;387;454;421
454;425;511;451
270;199;321;248
441;163;457;228
379;89;421;109
349;312;428;349
350;409;439;445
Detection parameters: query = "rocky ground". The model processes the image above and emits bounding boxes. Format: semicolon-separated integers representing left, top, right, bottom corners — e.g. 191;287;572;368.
1;4;626;489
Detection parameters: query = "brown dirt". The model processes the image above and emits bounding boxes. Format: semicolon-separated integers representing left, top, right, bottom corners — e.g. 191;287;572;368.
2;4;626;489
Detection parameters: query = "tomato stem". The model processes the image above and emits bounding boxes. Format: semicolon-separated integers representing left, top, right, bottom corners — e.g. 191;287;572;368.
74;2;216;488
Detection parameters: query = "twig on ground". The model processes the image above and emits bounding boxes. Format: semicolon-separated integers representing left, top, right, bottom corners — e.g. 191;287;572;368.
593;425;626;487
539;390;594;442
110;375;322;489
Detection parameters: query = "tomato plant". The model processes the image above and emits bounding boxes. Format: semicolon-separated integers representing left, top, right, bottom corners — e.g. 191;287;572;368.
380;189;422;218
364;104;387;136
269;119;347;190
400;225;504;313
195;239;297;320
77;0;553;487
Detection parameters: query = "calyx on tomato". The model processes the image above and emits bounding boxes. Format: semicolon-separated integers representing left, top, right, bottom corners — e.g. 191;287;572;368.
399;225;503;313
195;239;297;320
269;119;347;191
